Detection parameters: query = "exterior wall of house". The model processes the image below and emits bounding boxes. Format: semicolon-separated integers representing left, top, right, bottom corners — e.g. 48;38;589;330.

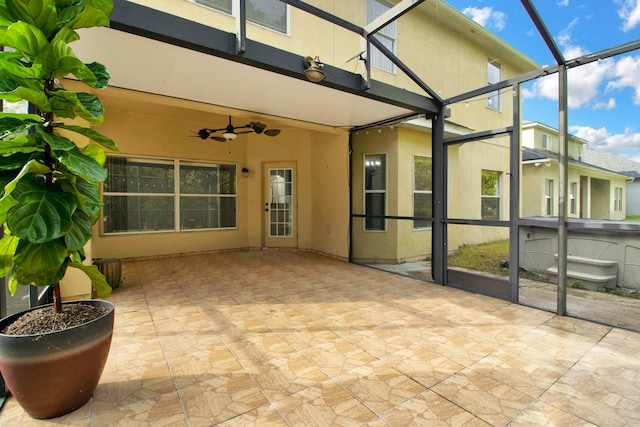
396;128;432;262
89;86;350;260
351;127;400;264
91;1;539;265
447;137;511;251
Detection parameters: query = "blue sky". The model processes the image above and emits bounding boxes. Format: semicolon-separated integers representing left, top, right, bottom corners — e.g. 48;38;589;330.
445;0;640;161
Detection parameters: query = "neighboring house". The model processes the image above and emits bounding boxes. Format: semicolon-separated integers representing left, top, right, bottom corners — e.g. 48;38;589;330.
66;0;538;267
521;122;630;221
582;148;640;218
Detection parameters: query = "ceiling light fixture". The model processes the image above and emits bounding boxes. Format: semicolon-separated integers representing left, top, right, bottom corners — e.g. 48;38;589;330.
303;56;326;83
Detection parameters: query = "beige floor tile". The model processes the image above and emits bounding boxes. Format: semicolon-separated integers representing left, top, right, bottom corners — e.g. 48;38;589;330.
216;403;288;426
431;368;535;426
334;360;426;415
468;348;569;397
509;400;597;426
381;389;490;426
540;365;640;426
272;379;378;426
177;372;269;425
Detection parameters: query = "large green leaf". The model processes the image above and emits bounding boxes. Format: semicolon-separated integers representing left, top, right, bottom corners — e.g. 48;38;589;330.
0;51;44;79
39;128;76;151
67;2;112;31
1;20;48;58
59;175;102;220
13;239;69;287
84;0;114;16
0;113;41;138
5;0;57;37
7;177;77;243
65;209;92;251
0;75;49;110
0;6;15;27
60;123;118;152
69;261;112;298
0;159;51;202
55;145;107;183
51;24;78;44
86;61;110;88
39;39;97;85
49;89;104;124
0;233;19;276
0;133;42;155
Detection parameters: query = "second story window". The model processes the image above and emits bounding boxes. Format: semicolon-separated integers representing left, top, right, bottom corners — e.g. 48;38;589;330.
542;134;550;150
366;0;397;74
194;0;288;34
487;58;501;111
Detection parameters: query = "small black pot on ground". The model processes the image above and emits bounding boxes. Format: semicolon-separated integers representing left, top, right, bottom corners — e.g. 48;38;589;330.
0;300;114;419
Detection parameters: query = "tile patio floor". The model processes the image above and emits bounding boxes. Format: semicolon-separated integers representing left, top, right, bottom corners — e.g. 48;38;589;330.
1;250;639;426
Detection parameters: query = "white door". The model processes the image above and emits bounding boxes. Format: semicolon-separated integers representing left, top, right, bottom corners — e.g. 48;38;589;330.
263;163;297;248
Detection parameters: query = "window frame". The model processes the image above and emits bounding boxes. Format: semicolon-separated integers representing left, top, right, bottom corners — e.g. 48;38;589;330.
366;0;397;74
615;187;623;212
570;181;577;215
364;153;387;232
481;169;501;220
191;0;290;35
413;155;432;230
487;58;502;111
545;179;554;216
102;156;238;235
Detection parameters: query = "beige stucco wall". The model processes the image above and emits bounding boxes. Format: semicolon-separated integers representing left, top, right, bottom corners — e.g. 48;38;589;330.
87;86;350;260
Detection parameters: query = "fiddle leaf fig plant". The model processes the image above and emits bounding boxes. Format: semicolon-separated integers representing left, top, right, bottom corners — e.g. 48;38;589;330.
0;0;118;312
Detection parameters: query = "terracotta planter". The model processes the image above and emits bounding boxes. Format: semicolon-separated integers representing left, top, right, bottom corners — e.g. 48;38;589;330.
0;300;114;419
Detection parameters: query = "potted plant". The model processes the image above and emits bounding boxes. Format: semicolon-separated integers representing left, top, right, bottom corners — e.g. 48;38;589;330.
0;0;118;419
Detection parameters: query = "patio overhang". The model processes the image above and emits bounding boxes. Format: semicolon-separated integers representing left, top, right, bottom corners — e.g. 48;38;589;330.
72;0;440;131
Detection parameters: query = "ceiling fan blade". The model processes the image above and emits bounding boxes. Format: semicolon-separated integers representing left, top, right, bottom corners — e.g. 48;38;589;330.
264;129;281;137
236;130;253;134
210;136;227;142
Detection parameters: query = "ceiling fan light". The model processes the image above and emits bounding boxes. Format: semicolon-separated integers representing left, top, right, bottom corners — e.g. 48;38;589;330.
223;132;237;140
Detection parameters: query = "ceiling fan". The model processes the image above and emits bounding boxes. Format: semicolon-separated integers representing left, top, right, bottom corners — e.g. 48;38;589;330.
193;116;281;142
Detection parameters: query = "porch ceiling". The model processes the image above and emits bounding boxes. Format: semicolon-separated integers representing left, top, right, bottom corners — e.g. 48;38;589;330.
73;26;419;131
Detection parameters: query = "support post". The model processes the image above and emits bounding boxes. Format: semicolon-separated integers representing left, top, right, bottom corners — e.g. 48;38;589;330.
557;65;569;315
431;110;447;284
509;84;521;302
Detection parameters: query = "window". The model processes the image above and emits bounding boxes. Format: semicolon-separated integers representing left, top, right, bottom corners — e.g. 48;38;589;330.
366;0;397;73
481;170;501;220
487;59;501;111
545;179;554;216
570;182;577;215
364;154;386;231
194;0;288;33
615;187;623;212
542;134;550;150
103;157;236;233
413;156;432;229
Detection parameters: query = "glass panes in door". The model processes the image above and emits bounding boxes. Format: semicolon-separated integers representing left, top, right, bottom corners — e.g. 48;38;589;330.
269;168;293;237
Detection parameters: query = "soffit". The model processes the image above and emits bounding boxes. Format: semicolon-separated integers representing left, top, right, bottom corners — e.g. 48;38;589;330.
73;27;418;131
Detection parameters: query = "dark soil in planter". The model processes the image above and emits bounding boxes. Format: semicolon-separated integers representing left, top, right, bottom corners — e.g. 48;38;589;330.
1;304;109;335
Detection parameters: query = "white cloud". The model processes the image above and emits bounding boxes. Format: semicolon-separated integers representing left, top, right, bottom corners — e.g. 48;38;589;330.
523;58;614;109
593;98;617;110
606;55;640;105
570;125;640;158
617;0;640;31
557;0;570;6
462;6;507;31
